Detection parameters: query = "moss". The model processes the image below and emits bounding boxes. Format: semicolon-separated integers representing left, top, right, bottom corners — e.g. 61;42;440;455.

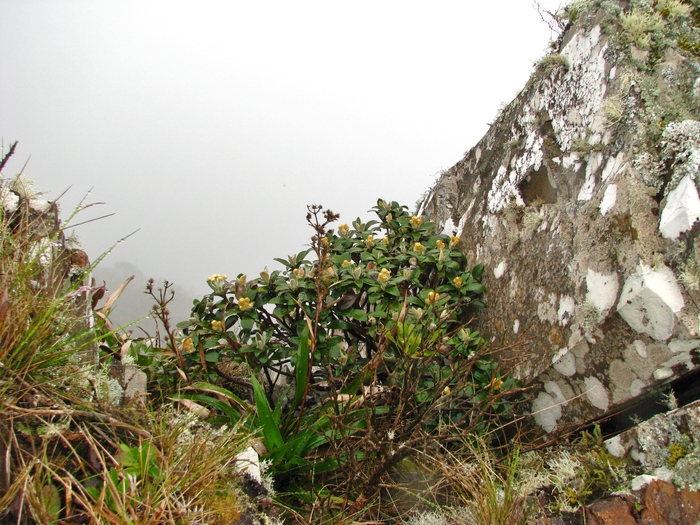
620;9;664;50
667;442;688;467
679;258;700;290
537;54;571;76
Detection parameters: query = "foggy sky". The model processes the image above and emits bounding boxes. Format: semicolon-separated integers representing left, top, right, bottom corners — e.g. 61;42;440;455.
1;1;564;323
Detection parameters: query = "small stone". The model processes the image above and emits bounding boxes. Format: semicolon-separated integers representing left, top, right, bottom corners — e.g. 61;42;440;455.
641;479;700;525
586;497;637;525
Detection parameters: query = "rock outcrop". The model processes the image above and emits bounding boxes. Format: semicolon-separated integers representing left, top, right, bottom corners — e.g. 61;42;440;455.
418;0;700;434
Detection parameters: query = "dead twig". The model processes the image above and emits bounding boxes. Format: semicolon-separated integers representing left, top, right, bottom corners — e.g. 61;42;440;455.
0;141;18;172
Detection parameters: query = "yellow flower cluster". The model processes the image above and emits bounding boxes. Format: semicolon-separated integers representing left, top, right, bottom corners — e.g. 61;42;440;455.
413;242;425;254
238;297;253;311
207;274;228;283
338;224;349;237
377;268;391;285
453;276;463;288
450;235;460;248
320;237;330;249
342;259;353;267
409;216;424;229
366;235;375;248
436;240;446;250
293;267;306;278
211;320;223;331
381;237;389;244
182;337;195;354
426;291;440;305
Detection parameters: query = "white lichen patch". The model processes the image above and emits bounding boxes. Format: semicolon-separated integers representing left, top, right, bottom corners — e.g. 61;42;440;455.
606;435;626;458
599;184;618;215
630;379;646;397
583;376;609;411
634;339;648;358
493;260;508;279
532;381;568;433
659;175;700;239
29;198;51;213
440;218;457;236
552;348;577;377
653;367;674;380
617;263;684;341
601;153;626;182
659;340;698;372
586;269;619;314
550;26;609;153
513;319;520;334
661;119;700;191
487;165;525;214
558;295;576;326
0;187;19;213
578;151;605;201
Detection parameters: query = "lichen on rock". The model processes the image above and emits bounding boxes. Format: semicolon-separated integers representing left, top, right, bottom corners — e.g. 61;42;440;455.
418;0;700;434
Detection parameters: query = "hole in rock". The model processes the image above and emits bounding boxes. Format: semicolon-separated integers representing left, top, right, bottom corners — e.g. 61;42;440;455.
519;165;558;205
588;365;700;439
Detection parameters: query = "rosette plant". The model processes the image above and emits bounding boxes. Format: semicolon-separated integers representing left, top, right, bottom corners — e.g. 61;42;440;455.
179;199;520;517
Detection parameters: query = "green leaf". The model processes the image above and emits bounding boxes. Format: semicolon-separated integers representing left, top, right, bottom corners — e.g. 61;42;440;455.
249;370;284;450
41;484;61;525
204;351;220;363
465;282;486;293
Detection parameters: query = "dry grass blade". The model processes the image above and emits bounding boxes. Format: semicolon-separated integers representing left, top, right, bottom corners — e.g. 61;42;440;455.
422;438;537;525
99;275;135;315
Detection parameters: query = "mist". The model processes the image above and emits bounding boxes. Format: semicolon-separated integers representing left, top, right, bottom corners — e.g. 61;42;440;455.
0;1;564;324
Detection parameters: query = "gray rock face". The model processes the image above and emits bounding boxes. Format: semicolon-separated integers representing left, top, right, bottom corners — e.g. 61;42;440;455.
418;1;700;434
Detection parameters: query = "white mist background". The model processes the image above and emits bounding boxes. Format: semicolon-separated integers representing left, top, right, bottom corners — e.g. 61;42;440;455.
0;1;564;324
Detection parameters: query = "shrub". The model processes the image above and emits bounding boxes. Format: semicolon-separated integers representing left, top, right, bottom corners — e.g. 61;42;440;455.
181;199;521;521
